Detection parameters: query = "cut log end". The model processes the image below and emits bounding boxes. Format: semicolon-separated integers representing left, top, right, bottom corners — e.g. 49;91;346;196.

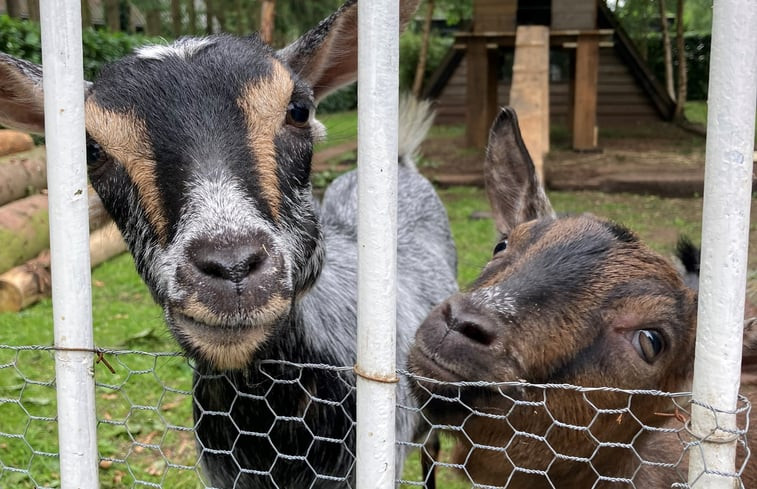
0;130;34;157
0;280;24;312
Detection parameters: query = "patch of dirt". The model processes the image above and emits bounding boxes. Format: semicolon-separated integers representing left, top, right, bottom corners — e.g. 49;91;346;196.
416;121;757;199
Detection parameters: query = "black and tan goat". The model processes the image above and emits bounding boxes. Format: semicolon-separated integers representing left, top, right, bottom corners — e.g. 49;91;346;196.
409;108;755;488
0;1;458;487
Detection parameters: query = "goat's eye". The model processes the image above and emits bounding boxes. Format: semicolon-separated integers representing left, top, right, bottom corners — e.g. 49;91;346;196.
286;102;311;128
633;329;665;363
493;238;508;256
86;139;106;168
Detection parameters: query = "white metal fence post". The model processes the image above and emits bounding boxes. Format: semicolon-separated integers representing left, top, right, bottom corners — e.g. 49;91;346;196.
40;0;100;486
356;0;400;488
688;0;757;486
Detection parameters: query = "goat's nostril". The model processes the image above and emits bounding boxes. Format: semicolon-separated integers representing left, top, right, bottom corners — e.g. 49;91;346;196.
458;321;496;346
191;243;269;283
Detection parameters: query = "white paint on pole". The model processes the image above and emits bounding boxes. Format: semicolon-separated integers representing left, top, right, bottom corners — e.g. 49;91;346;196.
40;0;100;487
356;0;399;488
688;0;757;486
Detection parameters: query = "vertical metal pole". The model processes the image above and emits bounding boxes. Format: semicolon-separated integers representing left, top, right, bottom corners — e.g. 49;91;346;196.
688;0;757;486
356;0;399;488
40;0;100;486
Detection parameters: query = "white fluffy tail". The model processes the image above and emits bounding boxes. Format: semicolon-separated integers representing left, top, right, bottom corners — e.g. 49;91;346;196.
398;94;435;168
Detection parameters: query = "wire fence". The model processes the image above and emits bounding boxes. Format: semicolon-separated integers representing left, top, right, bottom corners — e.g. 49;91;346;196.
0;344;750;488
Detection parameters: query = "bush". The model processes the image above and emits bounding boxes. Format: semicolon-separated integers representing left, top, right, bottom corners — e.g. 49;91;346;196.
643;33;710;101
0;15;163;81
399;30;453;92
318;84;358;114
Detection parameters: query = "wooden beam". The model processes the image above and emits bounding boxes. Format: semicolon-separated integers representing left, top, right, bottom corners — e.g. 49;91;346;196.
465;39;499;148
572;33;600;150
509;25;550;180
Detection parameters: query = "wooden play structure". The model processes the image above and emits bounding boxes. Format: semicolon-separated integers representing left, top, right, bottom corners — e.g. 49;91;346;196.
425;0;675;152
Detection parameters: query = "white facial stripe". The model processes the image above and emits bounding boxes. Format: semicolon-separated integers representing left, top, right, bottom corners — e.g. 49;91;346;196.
136;38;215;61
158;172;293;301
470;287;517;317
311;118;327;143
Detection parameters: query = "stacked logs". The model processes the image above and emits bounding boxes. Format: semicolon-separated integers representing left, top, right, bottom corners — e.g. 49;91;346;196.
0;130;127;312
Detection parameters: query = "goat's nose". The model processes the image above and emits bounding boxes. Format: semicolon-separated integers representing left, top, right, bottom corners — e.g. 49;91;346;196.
192;242;266;283
445;295;499;347
186;234;272;286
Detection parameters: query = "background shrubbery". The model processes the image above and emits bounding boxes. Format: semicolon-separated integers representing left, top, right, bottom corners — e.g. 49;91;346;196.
0;15;162;80
0;13;711;109
646;33;710;101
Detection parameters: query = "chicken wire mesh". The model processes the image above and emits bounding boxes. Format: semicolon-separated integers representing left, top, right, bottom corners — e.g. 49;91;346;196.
0;344;750;488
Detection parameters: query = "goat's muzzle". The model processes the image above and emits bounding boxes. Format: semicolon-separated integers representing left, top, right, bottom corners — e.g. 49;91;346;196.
410;294;504;385
166;231;293;369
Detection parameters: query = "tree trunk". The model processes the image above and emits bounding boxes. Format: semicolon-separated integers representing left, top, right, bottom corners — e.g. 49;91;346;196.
260;0;276;44
104;0;121;31
0;223;126;312
658;0;676;101
146;8;163;35
0;147;46;207
673;0;688;120
186;0;197;35
0;194;50;273
27;0;40;21
0;130;34;157
81;0;92;28
171;0;183;36
412;0;435;97
214;0;227;32
0;190;110;273
205;0;214;33
5;0;22;19
234;0;245;35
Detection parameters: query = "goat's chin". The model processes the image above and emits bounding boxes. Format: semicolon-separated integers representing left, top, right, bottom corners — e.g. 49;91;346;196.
408;346;467;384
166;306;290;371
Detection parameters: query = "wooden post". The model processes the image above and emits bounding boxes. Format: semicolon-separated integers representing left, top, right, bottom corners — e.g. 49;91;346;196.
171;0;183;36
509;25;550;180
104;0;120;31
6;0;22;18
572;33;600;150
465;37;498;148
260;0;276;44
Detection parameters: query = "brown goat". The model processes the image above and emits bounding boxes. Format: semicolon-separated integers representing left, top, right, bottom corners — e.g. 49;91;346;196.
408;107;755;488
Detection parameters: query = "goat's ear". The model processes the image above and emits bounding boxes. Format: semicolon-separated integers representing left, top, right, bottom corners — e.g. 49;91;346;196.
277;0;420;102
484;107;555;236
0;53;46;133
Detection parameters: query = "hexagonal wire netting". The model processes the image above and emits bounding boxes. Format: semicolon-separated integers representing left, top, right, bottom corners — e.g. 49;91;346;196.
0;344;750;488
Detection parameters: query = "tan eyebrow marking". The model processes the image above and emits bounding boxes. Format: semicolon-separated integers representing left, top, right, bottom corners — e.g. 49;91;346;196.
237;60;294;221
84;99;168;244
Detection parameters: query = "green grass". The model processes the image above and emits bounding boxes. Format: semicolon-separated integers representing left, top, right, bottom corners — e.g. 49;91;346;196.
685;101;708;126
0;177;710;488
316;110;357;150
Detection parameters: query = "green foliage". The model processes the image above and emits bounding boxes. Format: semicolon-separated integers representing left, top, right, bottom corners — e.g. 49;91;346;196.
610;1;713;101
318;84;358;114
272;0;344;45
0;15;42;64
646;33;711;101
81;28;162;80
430;0;473;26
612;0;713;35
0;15;163;81
399;29;453;92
